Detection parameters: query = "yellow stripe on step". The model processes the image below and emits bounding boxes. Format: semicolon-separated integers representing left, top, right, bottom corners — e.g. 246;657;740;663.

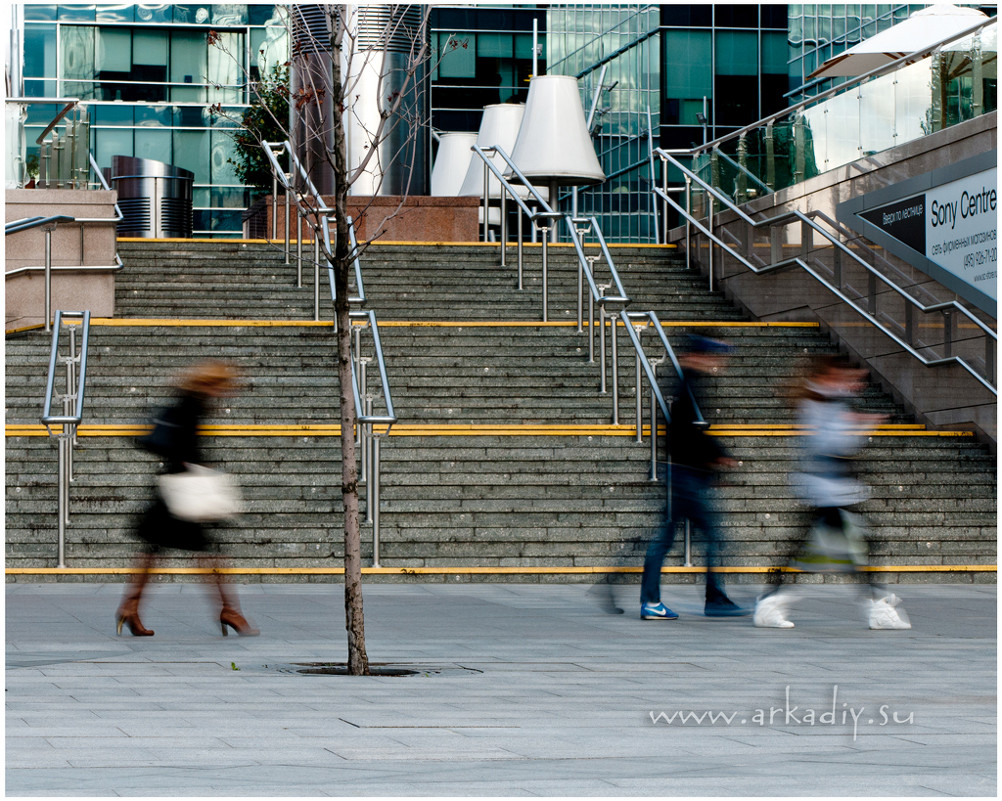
5;565;995;576
6;423;974;438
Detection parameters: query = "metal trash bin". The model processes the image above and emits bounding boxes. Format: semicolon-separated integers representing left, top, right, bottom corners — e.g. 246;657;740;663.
109;156;193;238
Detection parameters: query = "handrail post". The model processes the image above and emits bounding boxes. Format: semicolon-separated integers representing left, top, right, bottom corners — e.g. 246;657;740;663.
610;312;620;425
44;226;54;333
271;173;279;241
634;330;643;443
649;361;659;481
371;433;382;567
482;161;490;242
662;157;670;246
588;290;595;363
943;310;953;358
684;176;692;269
707;195;715;292
364;397;374;523
500;190;507;267
296;206;304;288
313;232;321;321
516;209;524;289
539;224;550;322
57;433;68;568
358;359;369;481
283;179;291;265
598;302;608;393
577;259;584;333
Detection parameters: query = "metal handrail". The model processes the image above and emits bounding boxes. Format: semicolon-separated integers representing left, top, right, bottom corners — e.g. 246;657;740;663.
5;255;125;279
348;310;397;430
5;215;74;236
470;143;645;423
40;310;91;568
711;148;774;199
655;150;997;395
262;140;396;564
348;309;397;569
657;155;999;345
321;215;365;306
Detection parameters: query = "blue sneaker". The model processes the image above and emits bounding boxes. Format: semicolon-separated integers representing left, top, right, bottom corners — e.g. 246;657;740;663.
641;602;679;620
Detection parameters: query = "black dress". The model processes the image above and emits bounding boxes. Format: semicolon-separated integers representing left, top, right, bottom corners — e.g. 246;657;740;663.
136;393;213;553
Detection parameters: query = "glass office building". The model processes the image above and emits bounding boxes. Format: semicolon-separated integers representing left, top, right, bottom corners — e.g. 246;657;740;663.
18;3;288;237
546;4;789;241
16;4;984;241
430;5;546;134
430;4;790;241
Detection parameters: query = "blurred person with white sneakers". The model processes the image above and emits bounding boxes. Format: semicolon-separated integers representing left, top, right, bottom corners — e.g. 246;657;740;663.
754;355;911;631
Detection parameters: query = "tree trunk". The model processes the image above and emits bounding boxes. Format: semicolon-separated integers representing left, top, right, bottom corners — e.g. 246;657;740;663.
330;16;369;677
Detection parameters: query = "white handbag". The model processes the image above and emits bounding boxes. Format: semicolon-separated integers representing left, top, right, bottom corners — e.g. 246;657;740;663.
158;464;243;523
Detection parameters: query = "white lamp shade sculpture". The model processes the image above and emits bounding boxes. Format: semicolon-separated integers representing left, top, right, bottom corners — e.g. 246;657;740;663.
459;103;538;199
430;132;478;196
507;74;605;190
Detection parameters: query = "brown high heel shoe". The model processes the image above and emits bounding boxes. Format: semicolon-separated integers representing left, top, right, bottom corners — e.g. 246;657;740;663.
116;603;154;637
219;607;259;637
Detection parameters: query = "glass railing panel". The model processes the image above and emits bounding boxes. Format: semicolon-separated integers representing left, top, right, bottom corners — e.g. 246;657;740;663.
699;20;996;200
859;72;898;157
893;59;936;142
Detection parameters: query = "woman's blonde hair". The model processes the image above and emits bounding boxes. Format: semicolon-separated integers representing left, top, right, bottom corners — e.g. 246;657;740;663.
178;359;239;397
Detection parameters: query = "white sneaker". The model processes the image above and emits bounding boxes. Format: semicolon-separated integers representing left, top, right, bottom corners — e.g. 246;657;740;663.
753;593;795;628
868;593;911;630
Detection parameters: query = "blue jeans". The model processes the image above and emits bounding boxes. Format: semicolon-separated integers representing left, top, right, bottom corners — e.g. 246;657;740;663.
641;465;725;604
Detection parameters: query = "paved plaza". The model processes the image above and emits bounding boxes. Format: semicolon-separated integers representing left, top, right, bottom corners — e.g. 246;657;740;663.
5;581;997;796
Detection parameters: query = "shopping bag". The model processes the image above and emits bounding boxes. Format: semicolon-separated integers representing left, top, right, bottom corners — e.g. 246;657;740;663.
158;464;242;523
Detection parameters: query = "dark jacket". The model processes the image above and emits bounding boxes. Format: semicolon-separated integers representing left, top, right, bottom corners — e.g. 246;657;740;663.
142;393;207;473
667;366;729;472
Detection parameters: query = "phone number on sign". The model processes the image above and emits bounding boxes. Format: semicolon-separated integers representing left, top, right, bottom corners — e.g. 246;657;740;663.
964;247;997;270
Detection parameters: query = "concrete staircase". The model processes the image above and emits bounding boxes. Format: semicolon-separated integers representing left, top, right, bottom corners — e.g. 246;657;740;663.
5;240;995;581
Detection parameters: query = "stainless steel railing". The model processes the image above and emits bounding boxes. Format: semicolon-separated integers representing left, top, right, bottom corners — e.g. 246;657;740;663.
4;215;124;333
349;310;397;568
40;310;92;567
619;309;707;566
262;139;396;564
655;149;997;395
470;144;563;316
469;144;647;423
5;150;125;332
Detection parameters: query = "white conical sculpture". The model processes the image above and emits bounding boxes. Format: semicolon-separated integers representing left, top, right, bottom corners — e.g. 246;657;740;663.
507;75;605;190
458;103;527;198
430;132;478;196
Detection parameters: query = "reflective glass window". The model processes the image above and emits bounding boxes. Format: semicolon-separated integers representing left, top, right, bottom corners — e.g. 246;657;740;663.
133;30;168;66
94;127;133;171
716;31;758;75
212;5;248;25
134;4;173;24
23;24;58;97
664;30;712;97
172;129;209;177
58;5;96;22
134;127;170;162
210;129;240;184
96;5;135;23
93;105;134;125
24;6;58;21
438;32;476;78
97;28;131;72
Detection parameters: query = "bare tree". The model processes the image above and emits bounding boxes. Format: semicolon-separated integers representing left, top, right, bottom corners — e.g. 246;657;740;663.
212;4;441;675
